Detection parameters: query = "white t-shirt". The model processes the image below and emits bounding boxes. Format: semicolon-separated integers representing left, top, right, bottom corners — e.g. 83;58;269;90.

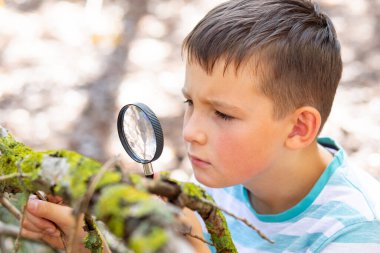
195;137;380;253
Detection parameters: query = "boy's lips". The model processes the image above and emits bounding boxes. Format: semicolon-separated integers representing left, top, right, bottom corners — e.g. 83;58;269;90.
188;154;211;168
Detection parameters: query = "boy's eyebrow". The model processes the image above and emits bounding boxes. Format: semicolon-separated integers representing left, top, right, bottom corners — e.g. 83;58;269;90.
181;88;243;113
207;99;243;113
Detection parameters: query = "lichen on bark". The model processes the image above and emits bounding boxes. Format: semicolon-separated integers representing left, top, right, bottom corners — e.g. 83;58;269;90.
0;126;244;253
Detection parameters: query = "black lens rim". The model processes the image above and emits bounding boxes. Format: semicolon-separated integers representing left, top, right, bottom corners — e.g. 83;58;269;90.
117;103;164;164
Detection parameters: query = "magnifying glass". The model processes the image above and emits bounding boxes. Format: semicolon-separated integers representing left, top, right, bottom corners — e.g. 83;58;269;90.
117;103;164;178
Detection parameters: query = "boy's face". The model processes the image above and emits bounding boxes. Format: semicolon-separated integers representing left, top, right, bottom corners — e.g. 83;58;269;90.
182;61;290;188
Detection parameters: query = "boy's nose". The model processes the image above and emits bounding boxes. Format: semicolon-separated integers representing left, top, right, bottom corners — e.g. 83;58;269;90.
182;114;207;145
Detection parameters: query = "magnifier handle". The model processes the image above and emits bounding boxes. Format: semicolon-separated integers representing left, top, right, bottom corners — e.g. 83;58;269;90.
143;163;154;179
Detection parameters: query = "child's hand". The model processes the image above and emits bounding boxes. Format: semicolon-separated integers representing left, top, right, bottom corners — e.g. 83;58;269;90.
21;195;89;252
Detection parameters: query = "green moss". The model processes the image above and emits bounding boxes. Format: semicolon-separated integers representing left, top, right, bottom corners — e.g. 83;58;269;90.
128;225;168;253
0;134;33;175
96;172;122;190
51;150;102;202
205;209;237;253
0;133;107;202
107;217;125;238
180;181;237;252
181;182;214;202
128;173;143;186
129;200;175;223
20;153;44;175
94;184;174;252
94;184;151;237
0;135;40;193
95;184;151;216
84;229;103;253
159;171;170;178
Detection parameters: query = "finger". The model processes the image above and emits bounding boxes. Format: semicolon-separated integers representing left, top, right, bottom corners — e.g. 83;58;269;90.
21;228;65;249
23;210;58;234
30;193;63;205
46;195;64;204
22;218;61;237
21;228;43;241
153;173;160;180
22;212;42;233
26;198;75;230
42;235;65;250
22;217;42;233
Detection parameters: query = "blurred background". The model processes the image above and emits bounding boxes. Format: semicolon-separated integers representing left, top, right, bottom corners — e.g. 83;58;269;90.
0;0;379;181
0;0;379;252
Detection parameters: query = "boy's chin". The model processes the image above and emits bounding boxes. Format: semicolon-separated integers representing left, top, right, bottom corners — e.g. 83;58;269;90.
194;172;231;188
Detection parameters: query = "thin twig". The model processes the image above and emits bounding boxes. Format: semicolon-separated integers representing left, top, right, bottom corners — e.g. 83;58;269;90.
199;198;274;244
180;224;213;246
12;203;27;253
174;219;214;246
185;232;214;246
0;173;31;181
0;195;21;220
16;159;27;191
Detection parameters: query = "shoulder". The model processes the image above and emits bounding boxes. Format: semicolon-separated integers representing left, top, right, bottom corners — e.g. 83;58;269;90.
325;163;380;221
312;162;380;241
318;137;380;220
292;167;380;253
347;167;380;215
314;138;380;252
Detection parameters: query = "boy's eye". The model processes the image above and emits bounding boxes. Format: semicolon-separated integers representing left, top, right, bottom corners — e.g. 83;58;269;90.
215;110;233;121
183;99;193;106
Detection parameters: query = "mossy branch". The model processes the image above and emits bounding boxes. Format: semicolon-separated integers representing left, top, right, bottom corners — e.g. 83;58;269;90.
0;126;192;253
0;126;270;253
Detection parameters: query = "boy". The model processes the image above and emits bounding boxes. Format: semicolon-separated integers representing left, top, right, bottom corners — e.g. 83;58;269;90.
181;0;380;252
21;0;380;252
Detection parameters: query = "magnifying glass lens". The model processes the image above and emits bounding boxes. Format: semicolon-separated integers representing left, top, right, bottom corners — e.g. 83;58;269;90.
117;103;164;177
123;106;157;160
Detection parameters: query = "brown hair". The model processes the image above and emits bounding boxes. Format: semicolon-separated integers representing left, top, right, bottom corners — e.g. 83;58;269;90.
182;0;342;128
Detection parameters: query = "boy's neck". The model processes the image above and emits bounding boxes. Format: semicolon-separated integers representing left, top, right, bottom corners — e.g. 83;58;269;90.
246;141;333;215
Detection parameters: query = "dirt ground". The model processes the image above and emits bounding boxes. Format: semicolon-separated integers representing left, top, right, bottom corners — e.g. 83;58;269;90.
0;0;379;181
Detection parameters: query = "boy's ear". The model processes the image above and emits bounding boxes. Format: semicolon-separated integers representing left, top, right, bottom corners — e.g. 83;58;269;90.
285;106;321;149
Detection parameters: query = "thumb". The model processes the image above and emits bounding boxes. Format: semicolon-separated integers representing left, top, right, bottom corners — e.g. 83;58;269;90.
27;198;75;230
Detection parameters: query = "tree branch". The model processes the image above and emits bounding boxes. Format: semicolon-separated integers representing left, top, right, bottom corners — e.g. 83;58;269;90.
0;222;19;237
0;125;272;253
197;198;274;244
0;195;21;220
0;126;194;253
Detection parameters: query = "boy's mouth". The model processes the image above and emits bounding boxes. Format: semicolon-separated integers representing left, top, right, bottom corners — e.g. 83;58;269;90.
188;154;211;168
